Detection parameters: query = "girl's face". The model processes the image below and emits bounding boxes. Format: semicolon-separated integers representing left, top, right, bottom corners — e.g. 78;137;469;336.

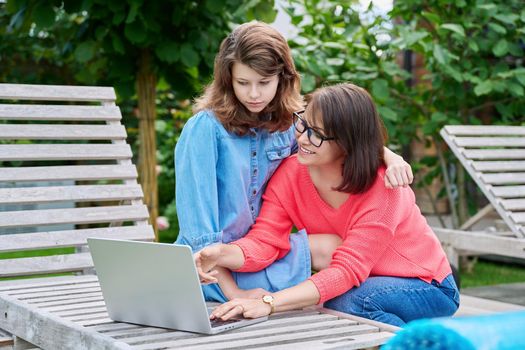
295;108;345;168
232;62;279;116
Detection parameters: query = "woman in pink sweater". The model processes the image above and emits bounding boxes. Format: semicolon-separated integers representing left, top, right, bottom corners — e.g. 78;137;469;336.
195;83;459;326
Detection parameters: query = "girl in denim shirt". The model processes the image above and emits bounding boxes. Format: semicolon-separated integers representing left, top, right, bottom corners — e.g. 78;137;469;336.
175;22;413;303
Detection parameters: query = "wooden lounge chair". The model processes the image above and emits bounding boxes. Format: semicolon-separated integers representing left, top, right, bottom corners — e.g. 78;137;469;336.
0;83;397;350
0;83;155;349
434;125;525;267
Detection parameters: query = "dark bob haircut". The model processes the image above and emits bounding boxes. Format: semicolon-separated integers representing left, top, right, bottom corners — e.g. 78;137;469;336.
307;83;386;194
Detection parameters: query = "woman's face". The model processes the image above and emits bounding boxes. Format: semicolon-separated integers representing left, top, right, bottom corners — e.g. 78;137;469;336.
231;62;279;116
295;107;345;168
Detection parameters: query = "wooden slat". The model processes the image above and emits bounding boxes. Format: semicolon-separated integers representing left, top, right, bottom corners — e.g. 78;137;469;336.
491;185;525;198
462;149;525;160
0;184;143;205
0;83;115;102
42;300;106;313
263;332;394;350
57;306;108;318
21;289;101;303
0;124;126;140
0;164;137;182
67;313;111;323
0;252;93;277
445;125;525;136
7;281;100;300
97;326;168;341
0;275;97;291
0;205;149;229
502;199;525;210
33;295;104;308
510;212;525;224
455;136;525;147
122;314;343;346
6;282;100;296
473;161;525;172
74;317;114;327
0;226;154;252
433;227;525;258
89;322;143;333
481;172;525;184
0;144;132;161
0;292;128;349
132;322;380;350
0;104;121;121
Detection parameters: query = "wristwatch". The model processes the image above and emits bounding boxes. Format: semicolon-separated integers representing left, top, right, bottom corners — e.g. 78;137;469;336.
262;295;275;315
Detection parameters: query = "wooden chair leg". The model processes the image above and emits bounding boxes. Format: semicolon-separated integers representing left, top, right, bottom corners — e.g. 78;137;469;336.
13;337;36;350
0;329;14;349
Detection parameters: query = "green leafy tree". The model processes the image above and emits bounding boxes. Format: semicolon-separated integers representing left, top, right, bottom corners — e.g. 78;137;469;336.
285;0;525;227
285;0;418;150
390;0;525;226
3;0;276;237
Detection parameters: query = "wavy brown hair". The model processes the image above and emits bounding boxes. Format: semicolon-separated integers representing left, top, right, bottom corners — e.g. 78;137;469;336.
194;22;302;135
307;83;387;194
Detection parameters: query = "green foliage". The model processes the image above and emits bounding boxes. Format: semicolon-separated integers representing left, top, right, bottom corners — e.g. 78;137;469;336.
286;0;525;225
286;0;419;146
391;0;525;130
3;0;276;99
391;0;525;223
3;0;524;232
1;0;276;239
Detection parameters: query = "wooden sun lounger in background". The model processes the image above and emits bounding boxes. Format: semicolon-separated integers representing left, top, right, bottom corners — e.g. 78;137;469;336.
0;83;396;350
0;83;155;349
434;125;525;267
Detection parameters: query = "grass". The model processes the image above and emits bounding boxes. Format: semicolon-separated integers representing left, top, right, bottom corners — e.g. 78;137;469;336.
460;259;525;288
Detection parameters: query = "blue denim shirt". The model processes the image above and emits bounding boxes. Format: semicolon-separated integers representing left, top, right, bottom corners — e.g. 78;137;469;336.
175;109;296;252
174;110;311;301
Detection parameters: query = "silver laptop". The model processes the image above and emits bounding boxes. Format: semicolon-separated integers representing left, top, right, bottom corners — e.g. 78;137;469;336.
87;238;267;334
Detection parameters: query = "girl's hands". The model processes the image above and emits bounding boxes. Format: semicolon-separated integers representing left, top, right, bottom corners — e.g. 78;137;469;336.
210;298;272;320
384;157;413;189
194;245;222;284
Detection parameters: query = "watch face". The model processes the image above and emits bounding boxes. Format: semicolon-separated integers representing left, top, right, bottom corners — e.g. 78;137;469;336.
263;295;273;303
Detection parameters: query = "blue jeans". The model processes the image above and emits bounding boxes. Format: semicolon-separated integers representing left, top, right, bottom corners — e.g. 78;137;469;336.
324;274;460;327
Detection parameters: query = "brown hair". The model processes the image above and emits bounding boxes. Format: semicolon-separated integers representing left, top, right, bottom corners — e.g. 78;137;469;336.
194;22;303;135
307;83;386;194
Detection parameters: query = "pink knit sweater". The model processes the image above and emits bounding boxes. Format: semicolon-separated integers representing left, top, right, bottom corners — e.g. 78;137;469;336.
232;155;451;304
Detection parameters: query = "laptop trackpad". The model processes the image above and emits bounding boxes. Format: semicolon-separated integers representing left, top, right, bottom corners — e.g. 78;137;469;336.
207;308;242;328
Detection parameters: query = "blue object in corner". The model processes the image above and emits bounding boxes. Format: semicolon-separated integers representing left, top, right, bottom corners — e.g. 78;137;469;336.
382;311;525;350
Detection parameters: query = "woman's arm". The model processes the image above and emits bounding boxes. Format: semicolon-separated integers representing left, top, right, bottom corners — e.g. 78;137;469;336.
383;146;413;189
209;279;321;320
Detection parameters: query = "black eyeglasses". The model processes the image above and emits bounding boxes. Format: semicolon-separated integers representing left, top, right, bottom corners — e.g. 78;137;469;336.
292;110;335;147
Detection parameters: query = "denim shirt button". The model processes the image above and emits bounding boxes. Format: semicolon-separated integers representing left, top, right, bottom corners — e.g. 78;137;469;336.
252;151;257;157
252;189;257;195
253;169;257;175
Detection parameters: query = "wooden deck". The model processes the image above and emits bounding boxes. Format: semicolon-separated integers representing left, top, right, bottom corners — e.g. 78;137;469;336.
455;294;525;317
